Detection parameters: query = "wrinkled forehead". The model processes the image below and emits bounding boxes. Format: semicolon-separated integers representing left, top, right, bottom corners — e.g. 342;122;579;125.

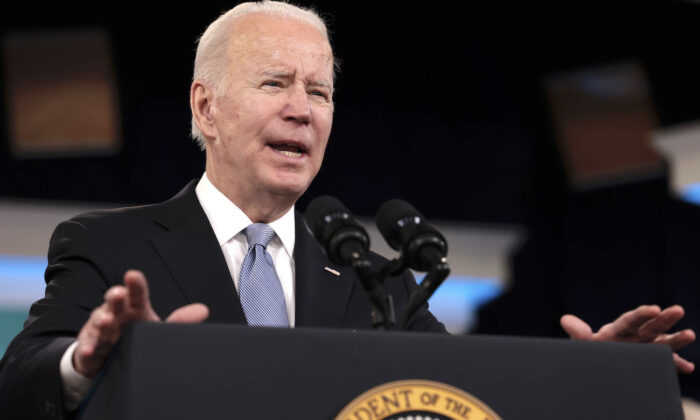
227;13;334;74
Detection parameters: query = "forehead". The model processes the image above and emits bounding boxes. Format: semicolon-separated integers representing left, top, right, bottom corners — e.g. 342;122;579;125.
227;14;334;77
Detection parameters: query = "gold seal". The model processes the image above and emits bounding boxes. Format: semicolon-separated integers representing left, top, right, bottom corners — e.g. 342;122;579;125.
336;379;501;420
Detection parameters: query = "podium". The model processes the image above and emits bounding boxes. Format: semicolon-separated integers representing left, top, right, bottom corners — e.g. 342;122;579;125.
79;323;683;419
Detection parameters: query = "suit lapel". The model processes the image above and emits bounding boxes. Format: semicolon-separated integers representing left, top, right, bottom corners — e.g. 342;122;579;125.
146;183;354;327
294;212;355;327
149;181;246;324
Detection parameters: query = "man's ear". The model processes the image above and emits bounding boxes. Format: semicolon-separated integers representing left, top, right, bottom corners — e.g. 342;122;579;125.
190;80;217;139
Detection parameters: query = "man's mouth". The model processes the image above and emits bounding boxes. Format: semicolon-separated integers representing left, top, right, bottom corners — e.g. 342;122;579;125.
268;142;307;158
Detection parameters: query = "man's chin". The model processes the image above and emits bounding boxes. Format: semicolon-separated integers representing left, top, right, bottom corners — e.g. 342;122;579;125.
264;179;311;200
256;166;319;201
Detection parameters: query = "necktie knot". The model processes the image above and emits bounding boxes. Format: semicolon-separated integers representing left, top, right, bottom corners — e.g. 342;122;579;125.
245;223;275;249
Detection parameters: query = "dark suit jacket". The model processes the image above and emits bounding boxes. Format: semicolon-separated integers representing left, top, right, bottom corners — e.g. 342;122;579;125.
0;180;444;419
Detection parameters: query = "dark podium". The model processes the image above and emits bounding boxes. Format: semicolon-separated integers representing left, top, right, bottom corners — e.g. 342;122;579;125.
79;323;683;419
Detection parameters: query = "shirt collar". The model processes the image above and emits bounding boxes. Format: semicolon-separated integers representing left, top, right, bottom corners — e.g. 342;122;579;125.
195;173;296;257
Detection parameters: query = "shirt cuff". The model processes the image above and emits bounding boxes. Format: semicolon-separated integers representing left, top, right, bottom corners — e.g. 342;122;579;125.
59;340;93;411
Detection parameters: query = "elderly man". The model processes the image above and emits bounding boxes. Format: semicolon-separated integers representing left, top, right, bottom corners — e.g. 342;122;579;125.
0;1;694;419
0;3;443;418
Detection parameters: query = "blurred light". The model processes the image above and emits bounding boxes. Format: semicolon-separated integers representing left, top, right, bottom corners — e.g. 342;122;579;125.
423;275;504;334
0;255;46;358
681;182;700;205
0;310;29;358
0;255;46;308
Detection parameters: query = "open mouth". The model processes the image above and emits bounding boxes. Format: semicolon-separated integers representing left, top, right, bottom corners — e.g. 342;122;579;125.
268;142;307;158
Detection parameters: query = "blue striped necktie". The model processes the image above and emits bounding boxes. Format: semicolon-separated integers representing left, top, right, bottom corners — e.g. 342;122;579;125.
238;223;289;327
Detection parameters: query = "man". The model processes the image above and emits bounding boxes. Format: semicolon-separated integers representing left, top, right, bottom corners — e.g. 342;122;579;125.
0;3;444;418
0;1;694;419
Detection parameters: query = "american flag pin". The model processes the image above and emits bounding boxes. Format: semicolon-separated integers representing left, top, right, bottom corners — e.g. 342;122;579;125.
324;266;341;276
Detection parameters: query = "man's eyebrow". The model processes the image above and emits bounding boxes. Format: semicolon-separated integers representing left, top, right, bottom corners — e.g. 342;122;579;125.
258;69;332;90
259;69;293;78
307;80;332;90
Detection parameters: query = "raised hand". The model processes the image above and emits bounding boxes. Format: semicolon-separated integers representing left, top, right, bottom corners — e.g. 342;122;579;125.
73;270;209;378
561;305;695;374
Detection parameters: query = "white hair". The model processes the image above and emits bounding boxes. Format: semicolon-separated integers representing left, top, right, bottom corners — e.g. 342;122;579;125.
190;1;334;150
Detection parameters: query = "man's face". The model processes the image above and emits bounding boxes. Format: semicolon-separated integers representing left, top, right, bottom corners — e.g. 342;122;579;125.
206;14;334;203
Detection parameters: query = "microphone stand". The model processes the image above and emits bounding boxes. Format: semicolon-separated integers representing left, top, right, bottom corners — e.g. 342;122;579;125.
378;256;450;330
352;258;396;330
336;238;396;330
347;248;450;331
399;259;450;329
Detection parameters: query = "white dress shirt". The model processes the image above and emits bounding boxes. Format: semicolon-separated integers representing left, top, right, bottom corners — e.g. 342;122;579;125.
195;173;296;326
61;173;297;409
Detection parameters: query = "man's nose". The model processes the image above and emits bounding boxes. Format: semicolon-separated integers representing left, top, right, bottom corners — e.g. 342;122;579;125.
283;84;311;124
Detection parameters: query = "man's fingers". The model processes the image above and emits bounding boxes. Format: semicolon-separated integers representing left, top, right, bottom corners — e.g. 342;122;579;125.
165;303;210;323
124;270;150;311
674;353;696;374
123;270;160;321
91;307;117;340
637;305;685;342
104;286;126;320
73;338;112;378
560;314;594;340
73;270;165;378
565;305;695;374
84;305;118;345
74;304;123;377
598;305;661;340
654;329;696;350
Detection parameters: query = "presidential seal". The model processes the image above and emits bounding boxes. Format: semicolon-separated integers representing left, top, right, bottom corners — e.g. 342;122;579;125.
335;380;501;420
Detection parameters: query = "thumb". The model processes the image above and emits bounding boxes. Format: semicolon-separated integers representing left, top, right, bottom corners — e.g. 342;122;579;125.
165;303;210;323
560;314;594;340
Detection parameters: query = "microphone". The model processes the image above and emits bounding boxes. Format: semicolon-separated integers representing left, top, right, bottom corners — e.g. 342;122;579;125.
305;196;396;329
375;199;447;272
304;195;370;267
376;199;450;328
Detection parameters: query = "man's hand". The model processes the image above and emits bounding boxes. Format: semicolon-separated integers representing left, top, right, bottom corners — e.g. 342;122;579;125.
73;270;209;378
561;305;696;374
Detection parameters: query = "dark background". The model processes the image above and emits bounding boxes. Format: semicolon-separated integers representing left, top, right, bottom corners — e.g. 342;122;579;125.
1;0;699;397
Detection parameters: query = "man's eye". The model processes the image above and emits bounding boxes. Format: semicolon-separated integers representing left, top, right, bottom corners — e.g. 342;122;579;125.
263;81;281;87
310;90;328;99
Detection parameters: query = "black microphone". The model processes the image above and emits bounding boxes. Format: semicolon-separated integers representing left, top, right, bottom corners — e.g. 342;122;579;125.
305;196;395;329
375;199;447;272
376;199;450;328
304;195;370;267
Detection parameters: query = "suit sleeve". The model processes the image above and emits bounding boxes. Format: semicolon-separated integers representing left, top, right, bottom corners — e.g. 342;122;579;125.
0;219;117;420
